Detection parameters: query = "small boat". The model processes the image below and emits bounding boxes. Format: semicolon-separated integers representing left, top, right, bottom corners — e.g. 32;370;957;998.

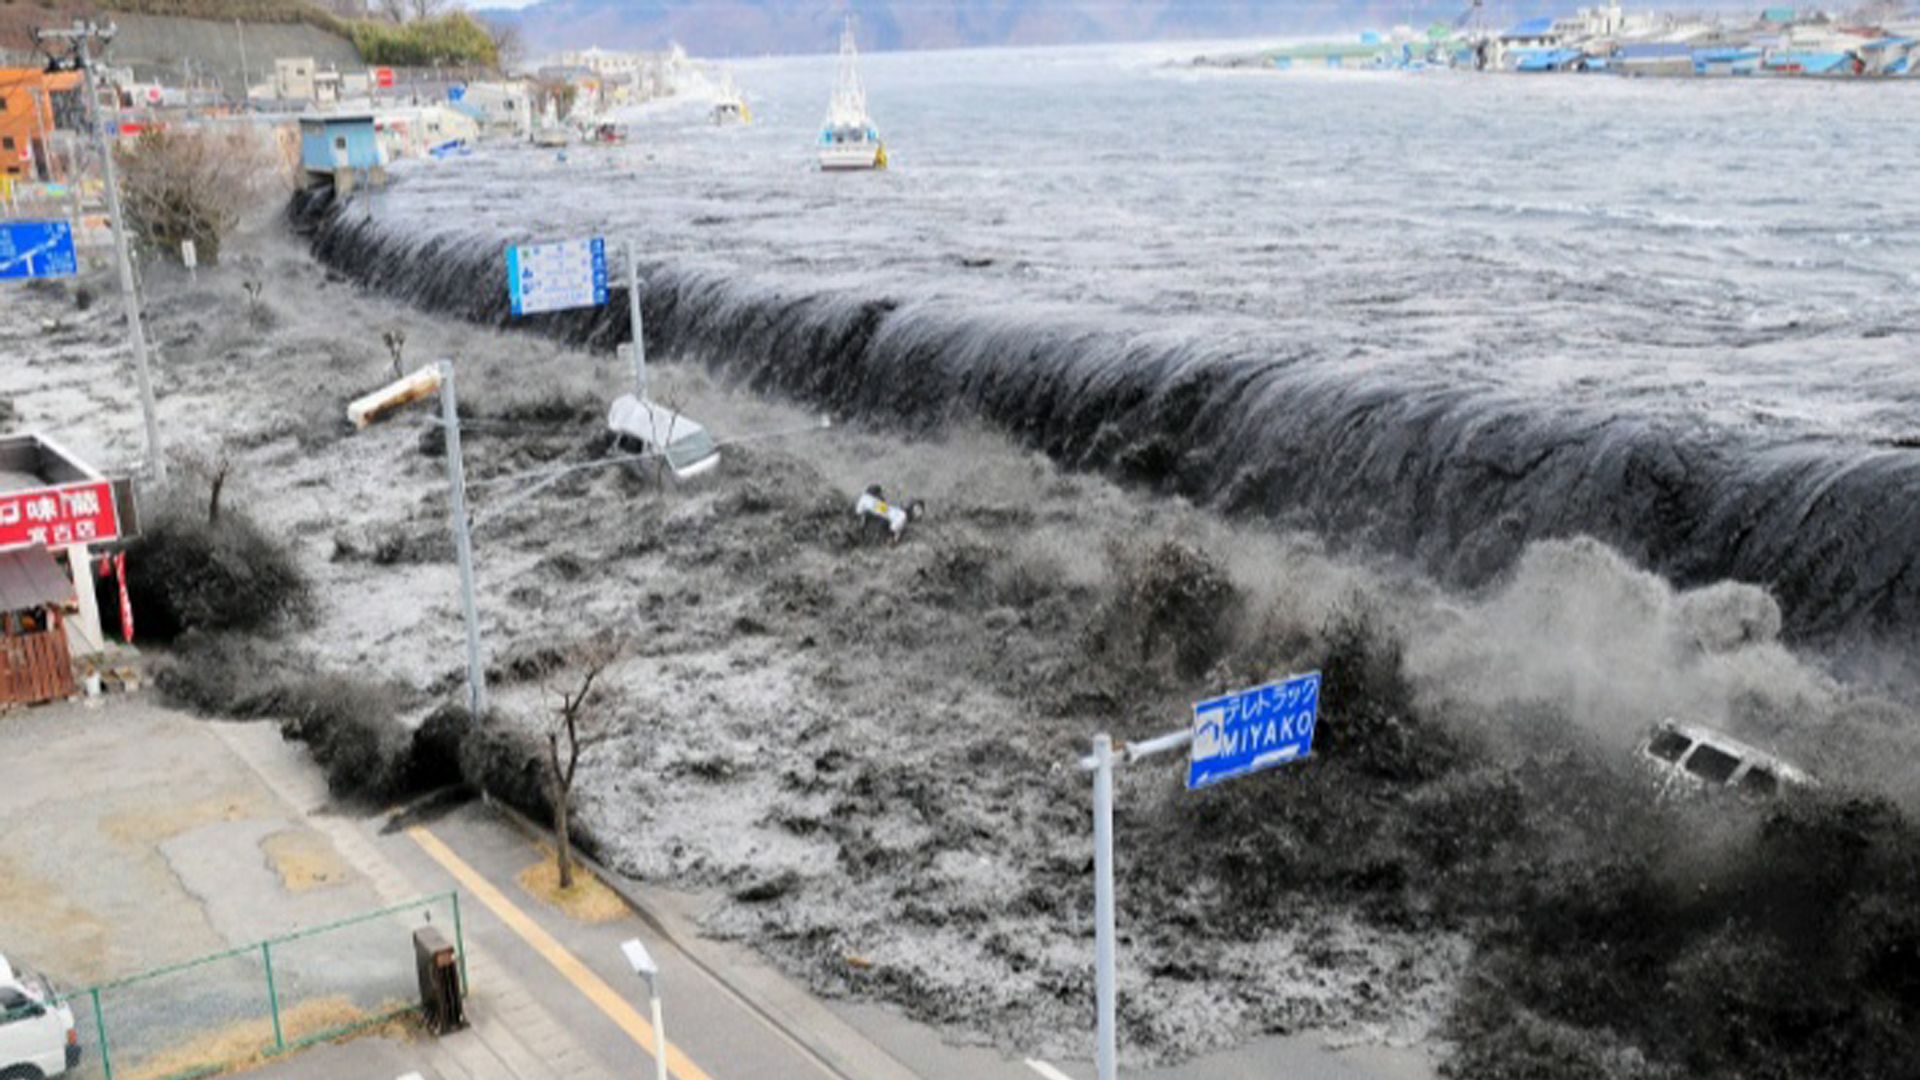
711;71;752;125
818;16;886;170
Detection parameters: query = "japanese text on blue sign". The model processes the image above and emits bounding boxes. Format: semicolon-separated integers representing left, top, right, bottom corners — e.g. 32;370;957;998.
506;236;608;317
0;221;78;281
1187;671;1320;789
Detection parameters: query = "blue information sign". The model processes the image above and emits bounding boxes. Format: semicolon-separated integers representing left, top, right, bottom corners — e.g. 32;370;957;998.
1187;671;1321;789
0;220;78;281
506;236;608;317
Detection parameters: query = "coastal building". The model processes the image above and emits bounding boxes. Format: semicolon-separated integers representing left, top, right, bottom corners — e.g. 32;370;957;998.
1616;41;1696;75
452;80;534;136
375;105;480;160
0;431;132;674
1501;17;1564;50
274;57;317;102
0;69;80;180
299;114;384;190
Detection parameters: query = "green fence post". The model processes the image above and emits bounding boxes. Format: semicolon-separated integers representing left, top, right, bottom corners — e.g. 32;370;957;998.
451;891;468;995
91;986;113;1080
263;941;285;1053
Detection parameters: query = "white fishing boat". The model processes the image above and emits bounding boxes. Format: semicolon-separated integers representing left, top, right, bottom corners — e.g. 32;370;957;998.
817;17;887;170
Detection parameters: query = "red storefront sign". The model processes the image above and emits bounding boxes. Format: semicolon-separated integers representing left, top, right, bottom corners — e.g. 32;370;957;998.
0;480;120;548
376;67;396;89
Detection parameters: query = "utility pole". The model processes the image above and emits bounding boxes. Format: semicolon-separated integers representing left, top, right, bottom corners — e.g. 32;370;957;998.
36;20;168;486
625;241;646;399
439;361;488;720
236;18;251;108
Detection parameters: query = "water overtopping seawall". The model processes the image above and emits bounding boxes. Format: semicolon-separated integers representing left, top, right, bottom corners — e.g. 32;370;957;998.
295;190;1920;648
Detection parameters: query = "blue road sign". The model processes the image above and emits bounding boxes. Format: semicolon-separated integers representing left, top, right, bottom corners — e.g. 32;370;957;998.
1187;671;1321;789
506;236;608;317
0;220;78;281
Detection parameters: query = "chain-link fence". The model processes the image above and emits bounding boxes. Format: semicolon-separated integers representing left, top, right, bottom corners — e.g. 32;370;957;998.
43;891;462;1080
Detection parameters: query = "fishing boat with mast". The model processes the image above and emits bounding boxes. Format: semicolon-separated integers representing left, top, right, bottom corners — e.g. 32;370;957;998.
711;69;752;125
818;16;887;170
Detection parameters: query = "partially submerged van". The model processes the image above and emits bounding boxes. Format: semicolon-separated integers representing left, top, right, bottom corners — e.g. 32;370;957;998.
1638;719;1813;799
0;953;80;1078
607;395;720;480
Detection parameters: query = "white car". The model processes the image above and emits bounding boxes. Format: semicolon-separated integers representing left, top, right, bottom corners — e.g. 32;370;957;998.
607;395;720;480
0;954;79;1079
1638;719;1813;799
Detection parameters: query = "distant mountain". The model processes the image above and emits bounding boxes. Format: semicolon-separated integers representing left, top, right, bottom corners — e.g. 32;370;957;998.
479;0;1473;58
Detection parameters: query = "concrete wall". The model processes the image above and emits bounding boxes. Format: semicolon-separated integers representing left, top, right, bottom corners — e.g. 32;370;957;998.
107;13;361;101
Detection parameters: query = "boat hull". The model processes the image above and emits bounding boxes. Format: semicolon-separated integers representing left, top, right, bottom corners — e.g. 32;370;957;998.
819;144;883;170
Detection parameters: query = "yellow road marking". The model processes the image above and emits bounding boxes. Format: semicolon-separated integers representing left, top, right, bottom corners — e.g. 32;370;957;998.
407;825;717;1080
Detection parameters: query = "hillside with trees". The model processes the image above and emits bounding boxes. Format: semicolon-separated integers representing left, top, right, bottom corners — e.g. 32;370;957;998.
0;1;498;76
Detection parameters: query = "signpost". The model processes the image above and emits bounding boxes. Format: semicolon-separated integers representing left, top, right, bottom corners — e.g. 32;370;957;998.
1078;671;1322;1080
505;236;608;317
1187;672;1322;789
0;220;79;280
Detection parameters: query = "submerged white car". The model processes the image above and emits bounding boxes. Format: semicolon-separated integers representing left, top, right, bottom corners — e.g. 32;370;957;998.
607;395;720;480
1638;719;1813;799
0;953;80;1078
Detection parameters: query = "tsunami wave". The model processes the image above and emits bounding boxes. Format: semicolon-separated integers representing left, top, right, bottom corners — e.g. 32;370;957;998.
295;189;1920;649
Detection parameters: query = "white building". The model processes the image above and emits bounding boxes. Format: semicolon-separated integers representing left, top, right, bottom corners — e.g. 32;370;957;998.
376;105;481;160
454;80;534;136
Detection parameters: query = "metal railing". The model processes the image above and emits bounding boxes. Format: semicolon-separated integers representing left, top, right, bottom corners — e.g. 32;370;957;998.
47;891;462;1080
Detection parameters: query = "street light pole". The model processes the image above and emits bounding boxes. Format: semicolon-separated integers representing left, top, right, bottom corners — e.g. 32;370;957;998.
1080;726;1195;1080
40;19;168;486
439;360;487;721
620;938;669;1080
1091;733;1118;1080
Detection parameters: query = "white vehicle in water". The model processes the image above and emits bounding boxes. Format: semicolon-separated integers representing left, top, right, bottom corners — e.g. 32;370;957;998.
608;395;720;480
818;17;888;171
1638;719;1813;799
0;954;80;1078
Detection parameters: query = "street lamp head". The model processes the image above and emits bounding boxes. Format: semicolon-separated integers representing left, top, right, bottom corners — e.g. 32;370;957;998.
620;938;658;980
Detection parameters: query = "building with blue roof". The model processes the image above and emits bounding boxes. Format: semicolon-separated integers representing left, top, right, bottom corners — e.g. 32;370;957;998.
1502;16;1562;48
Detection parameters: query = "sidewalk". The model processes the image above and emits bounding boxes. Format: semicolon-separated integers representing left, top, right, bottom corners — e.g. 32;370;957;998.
210;722;616;1080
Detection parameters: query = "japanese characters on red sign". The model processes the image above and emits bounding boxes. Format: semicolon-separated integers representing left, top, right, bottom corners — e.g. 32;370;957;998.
0;481;120;549
376;67;396;89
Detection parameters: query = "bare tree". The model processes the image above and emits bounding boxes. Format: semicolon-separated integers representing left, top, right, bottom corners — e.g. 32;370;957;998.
117;129;292;266
542;640;624;889
174;441;234;525
408;0;451;21
487;20;525;69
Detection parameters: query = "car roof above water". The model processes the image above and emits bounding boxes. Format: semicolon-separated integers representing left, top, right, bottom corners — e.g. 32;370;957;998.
1640;718;1813;795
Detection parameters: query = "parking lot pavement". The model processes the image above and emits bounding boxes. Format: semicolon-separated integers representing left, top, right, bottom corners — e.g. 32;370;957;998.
0;699;385;985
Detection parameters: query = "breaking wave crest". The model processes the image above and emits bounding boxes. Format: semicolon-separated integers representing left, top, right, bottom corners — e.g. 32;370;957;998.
296;191;1920;649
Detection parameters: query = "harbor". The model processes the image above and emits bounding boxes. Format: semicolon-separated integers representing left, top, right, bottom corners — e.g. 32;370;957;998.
1199;1;1920;76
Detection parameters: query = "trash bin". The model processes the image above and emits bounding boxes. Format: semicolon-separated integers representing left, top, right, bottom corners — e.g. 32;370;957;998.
413;926;467;1035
